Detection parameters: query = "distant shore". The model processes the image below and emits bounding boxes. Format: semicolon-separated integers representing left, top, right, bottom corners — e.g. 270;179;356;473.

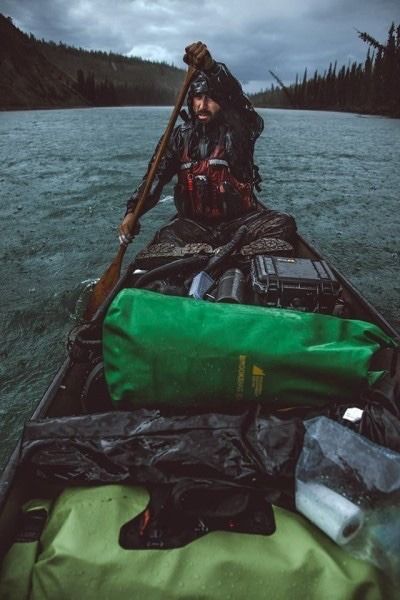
2;104;398;119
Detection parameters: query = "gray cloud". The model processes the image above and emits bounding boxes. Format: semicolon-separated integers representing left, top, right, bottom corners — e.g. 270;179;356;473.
1;0;399;91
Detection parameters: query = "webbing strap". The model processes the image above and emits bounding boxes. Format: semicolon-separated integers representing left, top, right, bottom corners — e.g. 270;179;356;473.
180;161;194;170
180;158;229;170
209;159;229;167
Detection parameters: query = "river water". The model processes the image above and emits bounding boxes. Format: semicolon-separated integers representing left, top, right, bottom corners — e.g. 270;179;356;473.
0;106;399;469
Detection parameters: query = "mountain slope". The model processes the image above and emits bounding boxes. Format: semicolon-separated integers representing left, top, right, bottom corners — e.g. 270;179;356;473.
0;14;185;110
0;14;89;110
37;40;185;105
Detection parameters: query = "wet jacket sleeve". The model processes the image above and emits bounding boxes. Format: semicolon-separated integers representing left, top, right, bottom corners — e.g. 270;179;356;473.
207;62;264;143
126;127;181;216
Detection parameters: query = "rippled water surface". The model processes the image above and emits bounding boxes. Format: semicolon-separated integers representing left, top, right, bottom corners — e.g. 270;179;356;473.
1;106;399;468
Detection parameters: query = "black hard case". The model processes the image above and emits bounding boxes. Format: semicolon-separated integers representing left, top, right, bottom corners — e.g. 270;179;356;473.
251;255;340;313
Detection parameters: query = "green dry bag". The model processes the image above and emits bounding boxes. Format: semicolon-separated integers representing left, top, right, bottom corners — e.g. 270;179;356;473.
103;288;394;409
0;485;390;600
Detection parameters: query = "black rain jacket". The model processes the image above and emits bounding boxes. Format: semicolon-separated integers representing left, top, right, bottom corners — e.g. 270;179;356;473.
126;62;264;217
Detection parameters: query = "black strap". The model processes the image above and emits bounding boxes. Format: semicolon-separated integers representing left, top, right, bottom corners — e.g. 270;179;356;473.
119;482;275;550
14;509;48;543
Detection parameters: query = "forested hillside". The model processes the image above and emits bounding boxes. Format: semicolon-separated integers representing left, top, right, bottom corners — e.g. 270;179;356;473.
0;14;185;110
0;14;88;109
250;23;400;117
36;39;184;106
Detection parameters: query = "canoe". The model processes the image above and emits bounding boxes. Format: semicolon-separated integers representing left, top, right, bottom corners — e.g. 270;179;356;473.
0;232;399;599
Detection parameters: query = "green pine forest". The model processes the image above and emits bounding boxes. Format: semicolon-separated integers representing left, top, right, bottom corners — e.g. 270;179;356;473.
36;39;184;106
251;23;400;117
0;14;184;109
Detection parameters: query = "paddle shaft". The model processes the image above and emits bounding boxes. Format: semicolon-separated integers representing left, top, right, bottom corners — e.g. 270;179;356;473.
84;66;197;320
128;65;197;232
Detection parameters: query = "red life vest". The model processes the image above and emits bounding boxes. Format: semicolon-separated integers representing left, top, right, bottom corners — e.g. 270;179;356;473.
175;128;256;221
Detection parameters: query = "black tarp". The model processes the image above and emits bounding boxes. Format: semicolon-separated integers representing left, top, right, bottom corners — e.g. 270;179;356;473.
20;408;304;508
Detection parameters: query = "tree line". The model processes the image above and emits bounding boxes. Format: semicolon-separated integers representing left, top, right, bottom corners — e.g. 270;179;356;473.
5;13;398;115
250;23;400;117
73;69;176;106
33;35;184;106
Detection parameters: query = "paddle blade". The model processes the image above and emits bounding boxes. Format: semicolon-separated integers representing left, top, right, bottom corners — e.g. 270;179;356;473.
84;245;126;320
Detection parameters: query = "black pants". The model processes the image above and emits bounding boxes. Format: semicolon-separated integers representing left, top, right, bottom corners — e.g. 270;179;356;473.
151;206;297;248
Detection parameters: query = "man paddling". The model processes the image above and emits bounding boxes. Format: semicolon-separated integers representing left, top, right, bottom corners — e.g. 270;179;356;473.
119;42;296;248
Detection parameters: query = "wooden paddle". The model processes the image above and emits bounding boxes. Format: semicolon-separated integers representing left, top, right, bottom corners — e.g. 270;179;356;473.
84;65;197;320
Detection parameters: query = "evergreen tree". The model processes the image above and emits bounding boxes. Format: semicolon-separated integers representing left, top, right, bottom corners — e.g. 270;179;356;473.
249;23;400;117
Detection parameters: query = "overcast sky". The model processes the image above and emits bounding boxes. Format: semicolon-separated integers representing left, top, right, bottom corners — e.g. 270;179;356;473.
2;0;399;92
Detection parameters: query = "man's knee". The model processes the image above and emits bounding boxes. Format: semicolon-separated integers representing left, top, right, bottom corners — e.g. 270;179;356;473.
247;208;297;242
153;217;211;246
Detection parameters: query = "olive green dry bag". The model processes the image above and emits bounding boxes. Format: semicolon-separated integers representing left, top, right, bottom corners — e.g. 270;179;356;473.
103;288;394;409
0;485;392;600
0;485;396;600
